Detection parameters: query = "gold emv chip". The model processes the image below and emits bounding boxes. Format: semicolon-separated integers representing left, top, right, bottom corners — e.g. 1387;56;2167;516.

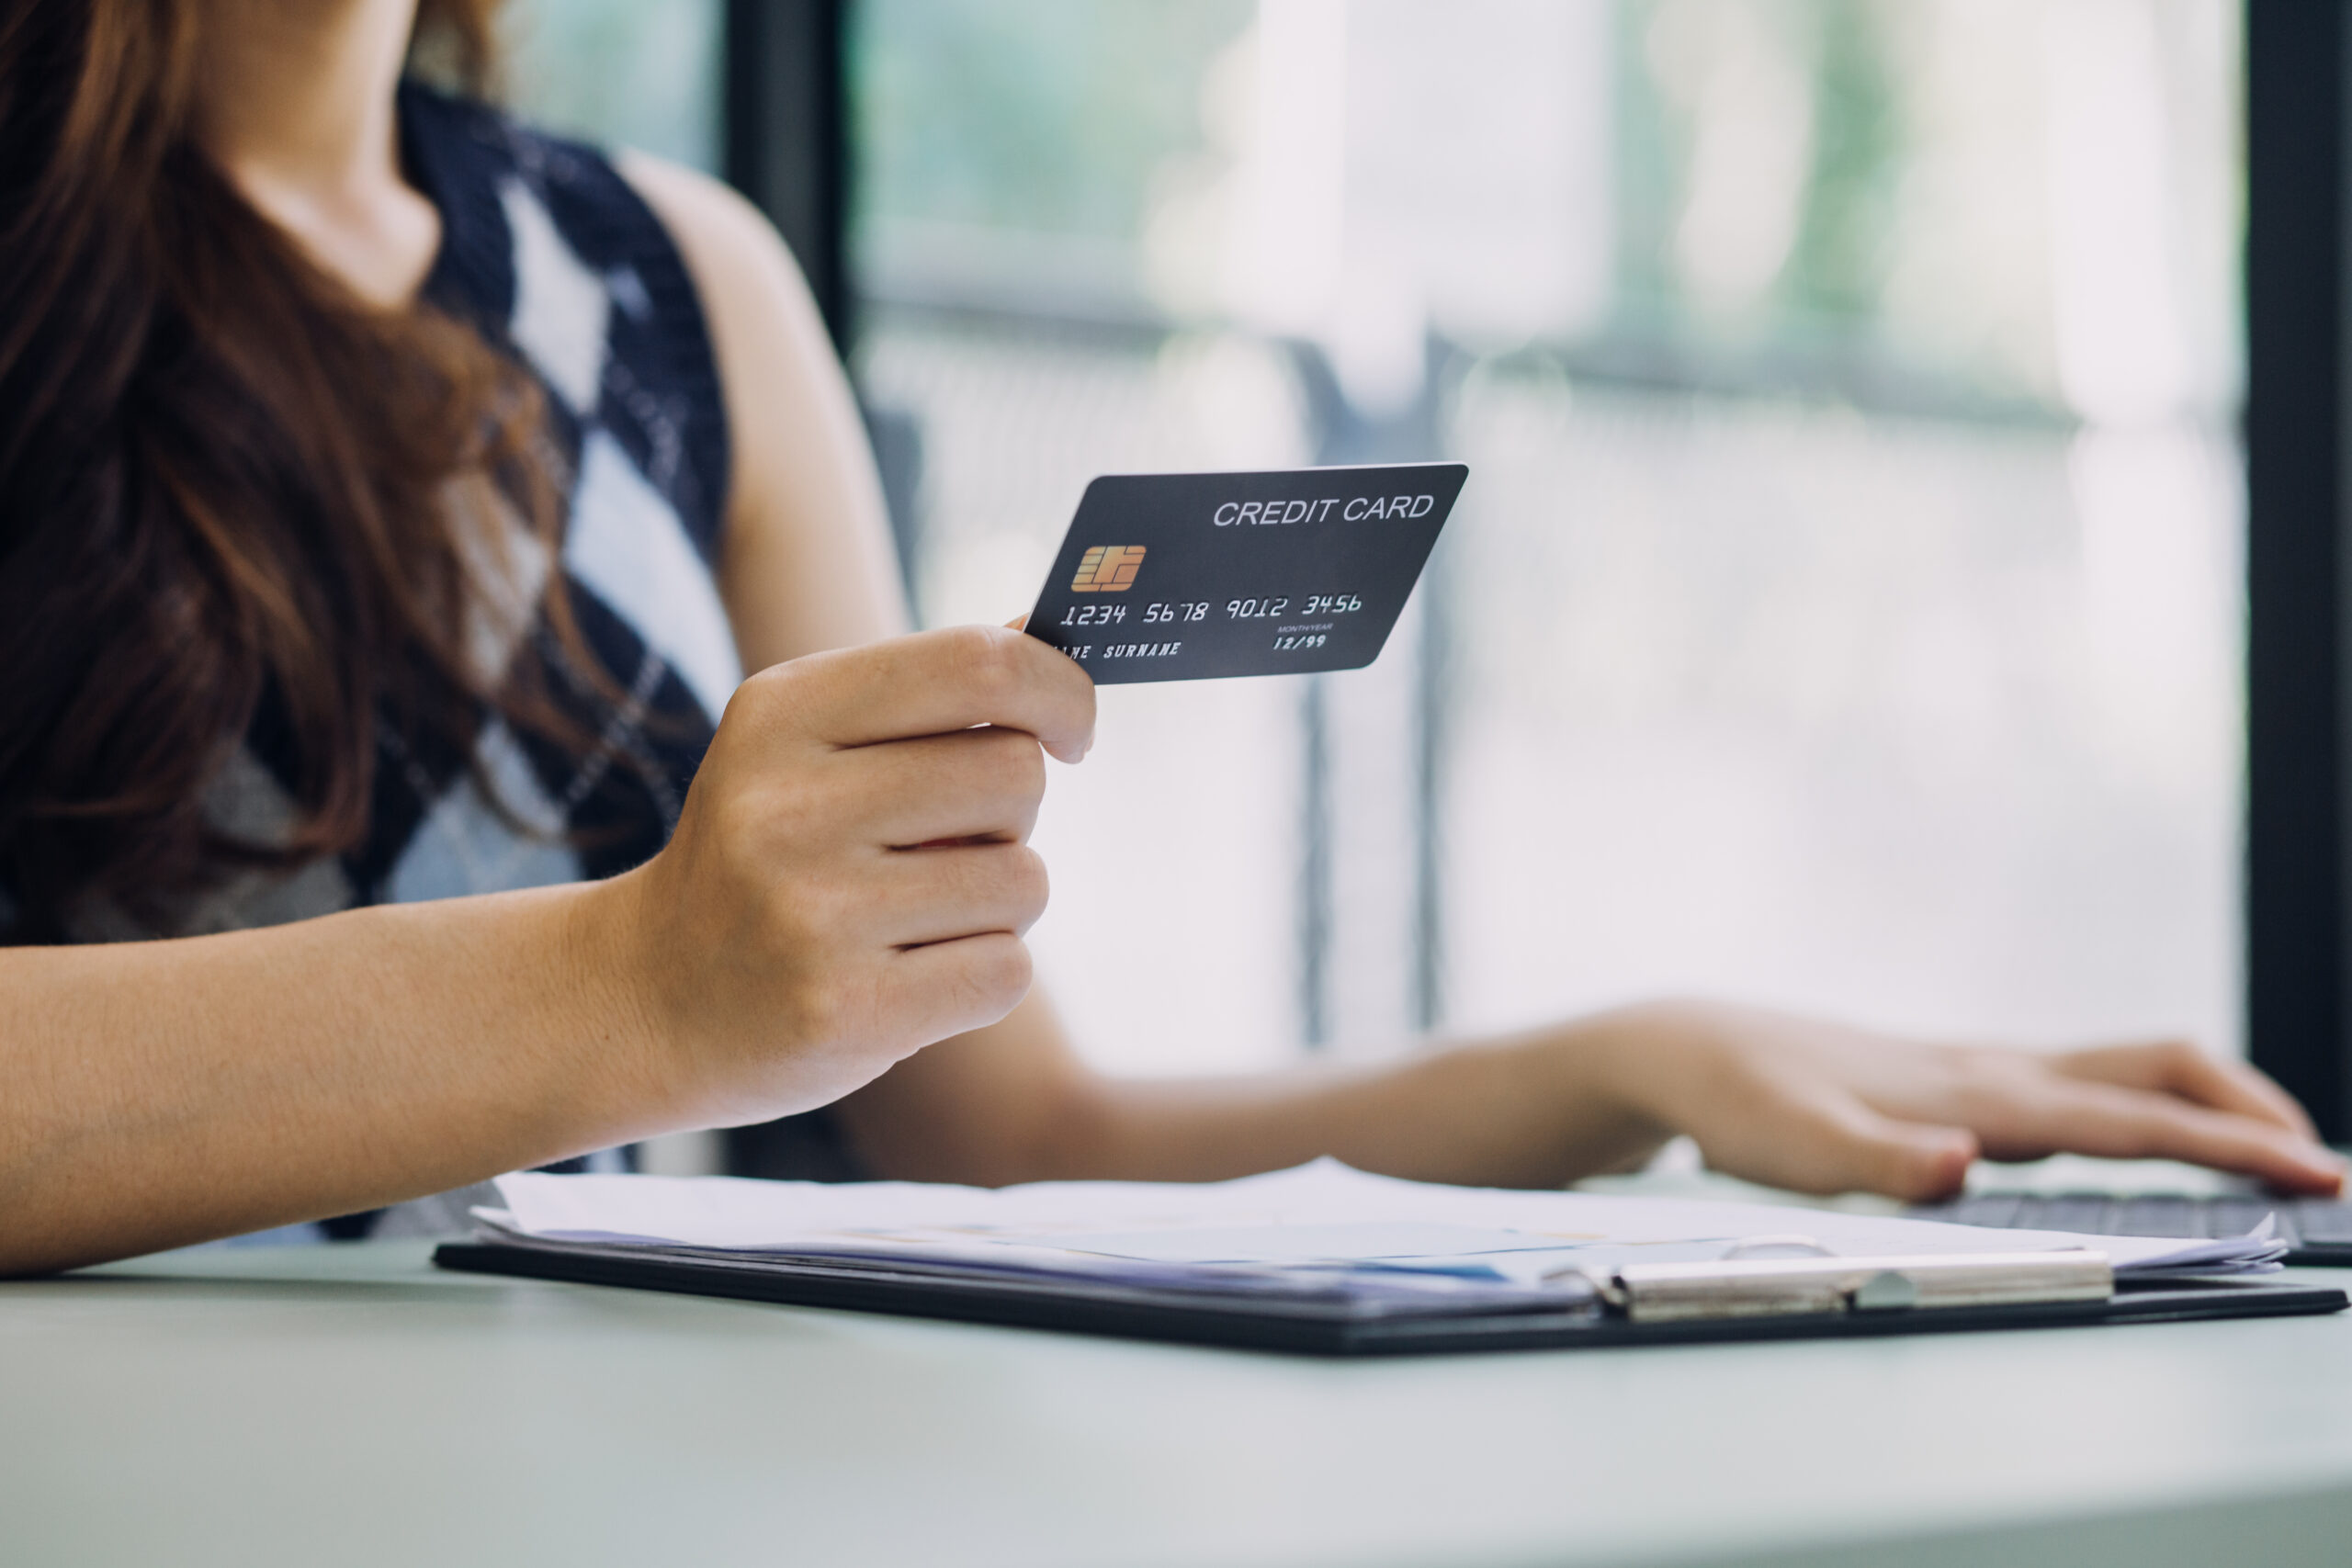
1070;545;1147;592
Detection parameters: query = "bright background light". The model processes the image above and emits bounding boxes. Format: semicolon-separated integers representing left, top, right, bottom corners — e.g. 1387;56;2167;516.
514;0;2245;1077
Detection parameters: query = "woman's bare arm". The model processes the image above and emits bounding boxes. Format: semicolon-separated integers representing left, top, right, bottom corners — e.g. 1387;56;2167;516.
0;886;640;1269
0;624;1096;1276
837;990;2346;1200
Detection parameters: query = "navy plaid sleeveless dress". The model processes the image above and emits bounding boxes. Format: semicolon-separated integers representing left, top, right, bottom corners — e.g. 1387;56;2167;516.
157;85;863;1241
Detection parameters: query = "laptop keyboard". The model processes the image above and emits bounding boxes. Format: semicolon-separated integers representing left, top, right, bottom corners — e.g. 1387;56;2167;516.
1909;1193;2352;1259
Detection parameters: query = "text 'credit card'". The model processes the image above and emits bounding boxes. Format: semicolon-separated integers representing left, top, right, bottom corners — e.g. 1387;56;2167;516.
1023;463;1468;684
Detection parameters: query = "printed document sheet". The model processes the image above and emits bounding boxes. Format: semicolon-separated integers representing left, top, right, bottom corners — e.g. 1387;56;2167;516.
471;1159;2284;1313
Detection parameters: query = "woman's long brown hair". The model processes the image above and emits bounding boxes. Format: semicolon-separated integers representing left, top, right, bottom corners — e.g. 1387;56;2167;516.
0;0;588;941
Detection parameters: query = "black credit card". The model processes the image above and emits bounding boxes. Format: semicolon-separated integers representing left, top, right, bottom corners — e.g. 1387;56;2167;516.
1023;463;1468;684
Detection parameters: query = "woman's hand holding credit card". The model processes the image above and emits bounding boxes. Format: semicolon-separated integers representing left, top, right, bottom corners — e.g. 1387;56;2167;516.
1023;463;1468;682
610;626;1096;1128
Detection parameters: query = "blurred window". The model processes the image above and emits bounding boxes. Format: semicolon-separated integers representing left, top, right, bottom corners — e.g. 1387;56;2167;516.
500;0;726;174
510;1;2245;1073
850;0;2245;1072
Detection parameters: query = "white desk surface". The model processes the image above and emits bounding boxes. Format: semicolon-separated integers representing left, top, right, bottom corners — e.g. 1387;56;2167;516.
7;1234;2352;1567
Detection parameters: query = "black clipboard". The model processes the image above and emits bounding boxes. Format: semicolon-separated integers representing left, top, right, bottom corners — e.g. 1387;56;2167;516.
432;1241;2349;1357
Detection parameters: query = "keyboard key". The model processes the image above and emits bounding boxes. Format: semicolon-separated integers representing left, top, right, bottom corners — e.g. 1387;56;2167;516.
2030;1196;2119;1235
1904;1190;2352;1258
1943;1195;2024;1228
2203;1199;2279;1239
2290;1201;2352;1245
2109;1197;2199;1237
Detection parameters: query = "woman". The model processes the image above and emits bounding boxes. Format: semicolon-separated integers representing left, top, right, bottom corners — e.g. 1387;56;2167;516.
0;0;2336;1277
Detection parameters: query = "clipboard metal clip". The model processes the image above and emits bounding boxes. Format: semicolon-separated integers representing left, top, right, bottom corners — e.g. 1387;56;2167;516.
1584;1248;2115;1324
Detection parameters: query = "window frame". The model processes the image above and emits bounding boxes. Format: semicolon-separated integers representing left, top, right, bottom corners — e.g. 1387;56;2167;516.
2246;0;2352;1141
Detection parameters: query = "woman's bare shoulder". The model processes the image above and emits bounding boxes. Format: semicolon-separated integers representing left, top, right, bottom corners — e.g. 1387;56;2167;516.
615;153;790;289
612;152;907;664
611;150;830;394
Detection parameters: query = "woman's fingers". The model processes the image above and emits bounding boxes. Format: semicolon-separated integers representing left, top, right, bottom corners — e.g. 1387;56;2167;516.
880;931;1038;1050
794;624;1096;762
871;841;1051;950
1610;1003;2349;1201
2052;1040;2320;1139
1681;1074;1978;1202
1764;1096;1977;1201
1625;1004;2352;1201
1965;1073;2346;1194
850;727;1047;849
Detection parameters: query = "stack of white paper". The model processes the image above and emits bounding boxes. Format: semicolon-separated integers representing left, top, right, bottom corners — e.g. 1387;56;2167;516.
469;1159;2285;1315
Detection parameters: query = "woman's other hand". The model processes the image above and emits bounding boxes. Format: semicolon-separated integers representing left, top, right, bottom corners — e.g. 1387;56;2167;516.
1570;1000;2347;1201
593;624;1094;1129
